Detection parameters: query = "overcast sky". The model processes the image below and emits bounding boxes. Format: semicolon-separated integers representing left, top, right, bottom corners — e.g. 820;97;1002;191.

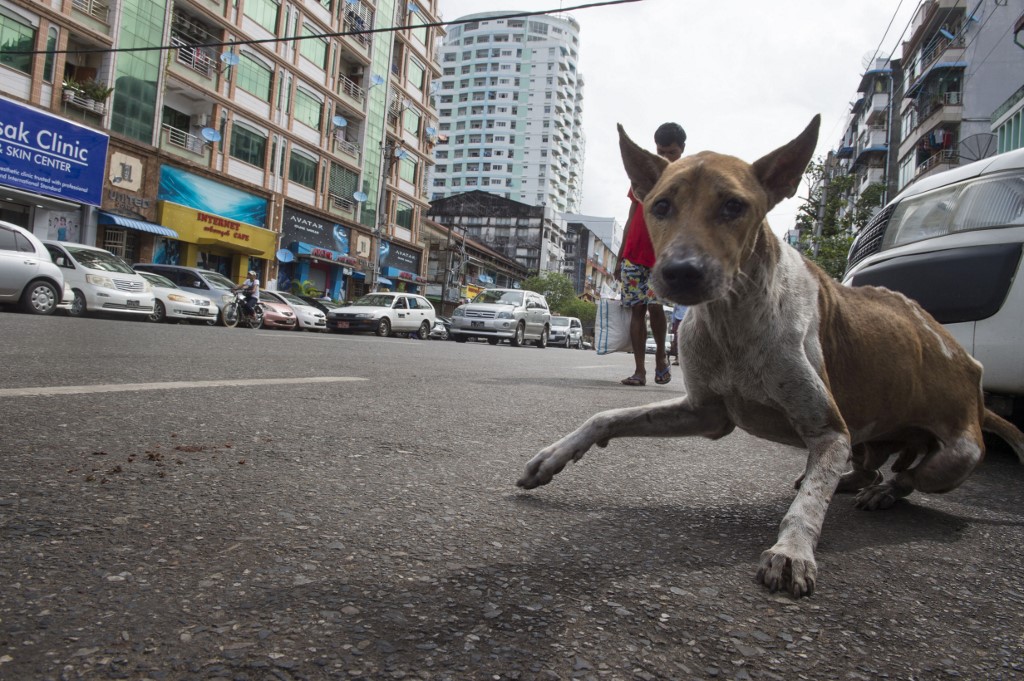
435;0;919;235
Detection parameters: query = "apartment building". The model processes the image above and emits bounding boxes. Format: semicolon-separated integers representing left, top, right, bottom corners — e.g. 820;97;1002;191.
562;213;619;300
0;0;443;299
429;11;586;214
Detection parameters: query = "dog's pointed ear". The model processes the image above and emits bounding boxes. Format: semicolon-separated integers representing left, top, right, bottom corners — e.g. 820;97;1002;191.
619;123;668;201
752;115;820;209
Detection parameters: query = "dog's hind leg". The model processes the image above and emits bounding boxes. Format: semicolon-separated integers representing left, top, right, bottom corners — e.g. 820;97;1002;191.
516;396;732;490
833;443;888;493
855;429;984;510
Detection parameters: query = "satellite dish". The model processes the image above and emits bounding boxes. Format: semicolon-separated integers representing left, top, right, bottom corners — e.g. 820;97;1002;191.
407;2;419;12
276;248;295;263
200;127;222;143
861;50;887;70
353;191;368;203
331;115;348;128
220;51;240;67
394;149;408;160
958;133;997;163
426;126;437;136
370;74;385;86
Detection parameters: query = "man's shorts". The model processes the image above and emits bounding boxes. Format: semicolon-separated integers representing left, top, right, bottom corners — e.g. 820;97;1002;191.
620;259;664;307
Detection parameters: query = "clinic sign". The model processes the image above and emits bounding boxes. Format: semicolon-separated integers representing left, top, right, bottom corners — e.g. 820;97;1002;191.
0;96;109;206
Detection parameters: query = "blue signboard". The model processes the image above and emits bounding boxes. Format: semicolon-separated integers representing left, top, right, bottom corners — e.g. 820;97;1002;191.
0;96;109;206
158;165;267;227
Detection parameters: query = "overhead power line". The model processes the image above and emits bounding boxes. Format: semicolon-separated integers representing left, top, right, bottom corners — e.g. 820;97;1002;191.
11;0;644;56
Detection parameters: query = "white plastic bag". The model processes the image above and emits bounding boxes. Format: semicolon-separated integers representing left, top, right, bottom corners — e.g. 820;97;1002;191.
595;298;632;355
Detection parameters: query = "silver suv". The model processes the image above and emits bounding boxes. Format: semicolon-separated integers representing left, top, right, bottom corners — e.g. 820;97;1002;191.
451;288;551;348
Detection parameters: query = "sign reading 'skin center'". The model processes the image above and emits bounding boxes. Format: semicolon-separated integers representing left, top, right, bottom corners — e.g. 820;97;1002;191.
0;96;109;206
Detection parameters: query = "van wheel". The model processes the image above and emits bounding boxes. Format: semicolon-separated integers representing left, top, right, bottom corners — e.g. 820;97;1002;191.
510;323;525;347
20;280;59;315
454;333;467;343
376;317;391;337
68;290;87;317
417;321;431;339
535;327;548;349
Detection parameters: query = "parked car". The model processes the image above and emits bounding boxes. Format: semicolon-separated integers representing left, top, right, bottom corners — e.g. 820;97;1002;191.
43;240;154;318
429;316;452;340
326;292;435;338
133;264;238;325
257;295;297;330
549;315;584;348
843;146;1024;419
299;295;344;315
0;221;65;315
136;270;217;324
261;290;326;331
450;288;551;347
645;333;675;355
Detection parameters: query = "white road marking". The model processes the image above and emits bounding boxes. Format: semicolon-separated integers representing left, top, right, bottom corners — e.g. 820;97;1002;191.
0;376;366;398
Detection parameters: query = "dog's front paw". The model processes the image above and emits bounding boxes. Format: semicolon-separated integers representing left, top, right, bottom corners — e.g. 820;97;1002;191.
756;545;817;598
517;436;592;489
854;482;899;510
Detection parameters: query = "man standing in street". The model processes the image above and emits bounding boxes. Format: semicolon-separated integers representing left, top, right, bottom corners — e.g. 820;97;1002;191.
615;122;686;386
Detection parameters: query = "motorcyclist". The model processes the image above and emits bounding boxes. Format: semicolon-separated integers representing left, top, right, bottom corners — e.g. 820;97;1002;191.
233;270;260;317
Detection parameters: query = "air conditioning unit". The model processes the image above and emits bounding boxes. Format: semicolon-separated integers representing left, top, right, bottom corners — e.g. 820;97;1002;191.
350;66;365;78
190;113;210;128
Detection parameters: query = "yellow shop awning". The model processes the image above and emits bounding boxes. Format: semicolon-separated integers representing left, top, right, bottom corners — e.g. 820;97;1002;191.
159;201;277;258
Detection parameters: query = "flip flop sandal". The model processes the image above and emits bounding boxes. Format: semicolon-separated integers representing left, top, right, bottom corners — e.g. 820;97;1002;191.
620;374;646;386
654;367;672;385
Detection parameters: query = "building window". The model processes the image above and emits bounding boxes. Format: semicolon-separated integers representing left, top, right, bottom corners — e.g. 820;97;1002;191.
236;53;273;101
0;13;34;74
244;0;279;33
403;108;421;136
300;25;328;69
102;228;138;262
399;156;417;184
43;28;57;82
293;88;323;130
288;149;318;188
230;123;268;168
395;200;414;229
407;58;425;92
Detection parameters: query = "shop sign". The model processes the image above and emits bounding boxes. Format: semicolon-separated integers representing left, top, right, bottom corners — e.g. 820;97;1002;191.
385;266;427;284
0;95;109;205
158;165;267;227
159;201;276;257
379;240;421;272
282;206;352;255
295;241;360;266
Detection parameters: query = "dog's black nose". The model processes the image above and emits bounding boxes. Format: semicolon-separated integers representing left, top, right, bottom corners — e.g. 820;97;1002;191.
660;258;705;291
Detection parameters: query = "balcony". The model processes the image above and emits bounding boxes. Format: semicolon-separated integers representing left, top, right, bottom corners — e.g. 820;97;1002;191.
916;149;959;179
159;124;211;164
71;0;110;33
62;90;108;116
170;36;216;80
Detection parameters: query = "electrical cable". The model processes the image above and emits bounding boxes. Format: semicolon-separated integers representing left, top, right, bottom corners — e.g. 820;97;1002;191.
10;0;644;56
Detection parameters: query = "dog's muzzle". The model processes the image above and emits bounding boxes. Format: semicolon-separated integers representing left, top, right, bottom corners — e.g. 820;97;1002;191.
654;255;723;304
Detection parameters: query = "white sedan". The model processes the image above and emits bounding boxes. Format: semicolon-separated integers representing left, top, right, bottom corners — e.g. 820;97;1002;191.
261;290;327;331
138;271;217;324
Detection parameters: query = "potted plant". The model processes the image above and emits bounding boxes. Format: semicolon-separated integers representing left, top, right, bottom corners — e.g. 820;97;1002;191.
80;80;114;113
61;77;82;102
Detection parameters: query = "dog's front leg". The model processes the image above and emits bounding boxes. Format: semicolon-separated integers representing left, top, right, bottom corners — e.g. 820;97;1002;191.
756;431;850;598
517;396;731;489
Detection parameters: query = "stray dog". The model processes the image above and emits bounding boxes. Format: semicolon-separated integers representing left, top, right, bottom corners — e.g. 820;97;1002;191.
518;116;1024;598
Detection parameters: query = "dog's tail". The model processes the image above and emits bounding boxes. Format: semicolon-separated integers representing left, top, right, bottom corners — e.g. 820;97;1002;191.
983;409;1024;464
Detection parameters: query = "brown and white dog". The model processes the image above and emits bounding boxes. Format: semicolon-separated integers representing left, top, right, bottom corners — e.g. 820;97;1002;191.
517;116;1024;598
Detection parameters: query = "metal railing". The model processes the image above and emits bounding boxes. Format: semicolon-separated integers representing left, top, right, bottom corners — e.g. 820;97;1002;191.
162;124;205;155
330;193;355;211
916;149;958;176
72;0;109;22
170;36;215;77
338;74;365;103
334;133;361;159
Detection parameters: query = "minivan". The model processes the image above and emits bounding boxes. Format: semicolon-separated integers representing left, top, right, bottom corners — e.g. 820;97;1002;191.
0;221;64;315
43;241;154;318
133;264;239;325
843;146;1024;419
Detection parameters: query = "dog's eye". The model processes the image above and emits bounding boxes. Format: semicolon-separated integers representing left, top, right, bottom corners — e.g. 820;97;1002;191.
720;198;746;220
650;199;671;218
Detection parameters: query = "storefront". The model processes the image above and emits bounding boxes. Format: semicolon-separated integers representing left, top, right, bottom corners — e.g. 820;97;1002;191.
0;95;108;239
96;146;177;264
278;206;368;300
379;240;426;293
151;166;273;282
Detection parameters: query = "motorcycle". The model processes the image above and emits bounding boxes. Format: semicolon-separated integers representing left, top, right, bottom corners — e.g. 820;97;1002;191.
222;291;264;329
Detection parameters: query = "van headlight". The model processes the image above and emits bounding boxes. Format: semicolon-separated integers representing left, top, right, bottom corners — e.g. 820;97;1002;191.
496;310;513;319
452;308;465;317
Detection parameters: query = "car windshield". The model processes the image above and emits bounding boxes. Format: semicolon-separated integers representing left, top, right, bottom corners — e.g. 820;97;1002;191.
140;272;177;289
275;291;308;306
201;271;237;289
64;245;135;273
550;316;569;326
473;290;523;306
351;294;395;307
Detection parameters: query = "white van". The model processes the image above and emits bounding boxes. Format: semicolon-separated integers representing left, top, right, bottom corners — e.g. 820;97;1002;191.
43;241;154;318
843;146;1024;419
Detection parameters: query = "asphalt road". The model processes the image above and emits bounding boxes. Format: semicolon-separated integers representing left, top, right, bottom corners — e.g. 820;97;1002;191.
1;313;1023;680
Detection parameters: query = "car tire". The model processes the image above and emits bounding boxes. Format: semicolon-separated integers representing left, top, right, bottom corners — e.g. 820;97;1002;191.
376;317;391;337
536;327;549;349
510;323;525;347
68;289;87;317
417;320;431;340
19;280;59;315
487;337;500;345
148;300;167;323
453;333;467;343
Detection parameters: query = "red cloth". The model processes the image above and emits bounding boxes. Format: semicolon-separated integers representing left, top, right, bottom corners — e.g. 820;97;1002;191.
622;188;656;268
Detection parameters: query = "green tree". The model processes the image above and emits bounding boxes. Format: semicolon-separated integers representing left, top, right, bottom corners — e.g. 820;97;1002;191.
521;271;596;327
794;157;885;280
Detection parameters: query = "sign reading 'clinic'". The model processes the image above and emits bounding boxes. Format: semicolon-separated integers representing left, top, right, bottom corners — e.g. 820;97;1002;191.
0;96;109;206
